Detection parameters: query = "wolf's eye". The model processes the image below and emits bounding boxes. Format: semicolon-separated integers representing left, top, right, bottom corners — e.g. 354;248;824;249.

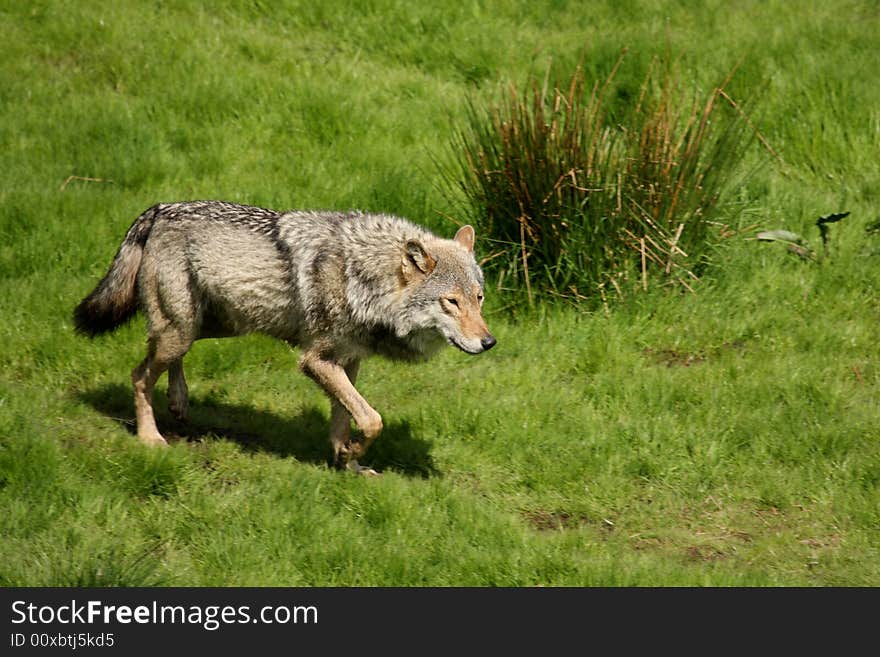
445;297;459;308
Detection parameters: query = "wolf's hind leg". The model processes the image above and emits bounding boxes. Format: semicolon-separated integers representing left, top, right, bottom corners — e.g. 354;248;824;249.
132;329;193;446
167;359;189;422
132;350;170;447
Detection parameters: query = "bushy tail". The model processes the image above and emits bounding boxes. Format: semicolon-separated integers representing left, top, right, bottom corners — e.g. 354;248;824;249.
73;205;161;337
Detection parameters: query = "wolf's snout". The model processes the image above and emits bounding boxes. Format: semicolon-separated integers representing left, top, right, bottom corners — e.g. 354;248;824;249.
481;335;497;351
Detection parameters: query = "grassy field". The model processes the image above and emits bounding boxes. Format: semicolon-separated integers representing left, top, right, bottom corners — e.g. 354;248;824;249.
1;1;878;586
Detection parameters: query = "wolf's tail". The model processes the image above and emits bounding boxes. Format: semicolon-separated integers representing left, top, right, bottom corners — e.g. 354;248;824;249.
73;205;161;337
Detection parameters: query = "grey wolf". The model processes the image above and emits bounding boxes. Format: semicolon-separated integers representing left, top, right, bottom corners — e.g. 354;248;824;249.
74;201;496;474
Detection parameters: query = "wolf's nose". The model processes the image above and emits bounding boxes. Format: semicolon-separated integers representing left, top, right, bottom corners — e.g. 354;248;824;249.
481;335;497;351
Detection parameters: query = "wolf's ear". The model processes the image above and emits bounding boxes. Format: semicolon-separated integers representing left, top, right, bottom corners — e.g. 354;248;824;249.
453;225;475;252
402;239;436;281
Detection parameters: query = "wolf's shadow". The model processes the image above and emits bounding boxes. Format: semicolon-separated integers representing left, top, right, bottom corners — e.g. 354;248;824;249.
76;384;438;478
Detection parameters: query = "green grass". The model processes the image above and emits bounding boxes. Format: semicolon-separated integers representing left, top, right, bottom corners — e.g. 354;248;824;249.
1;0;878;586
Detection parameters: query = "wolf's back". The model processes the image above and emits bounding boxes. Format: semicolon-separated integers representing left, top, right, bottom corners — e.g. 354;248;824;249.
73;205;160;337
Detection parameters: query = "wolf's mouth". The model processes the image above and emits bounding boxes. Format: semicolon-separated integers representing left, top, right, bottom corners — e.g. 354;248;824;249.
449;337;483;355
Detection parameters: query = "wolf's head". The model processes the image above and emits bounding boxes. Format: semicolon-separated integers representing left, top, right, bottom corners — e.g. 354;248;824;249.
400;225;496;355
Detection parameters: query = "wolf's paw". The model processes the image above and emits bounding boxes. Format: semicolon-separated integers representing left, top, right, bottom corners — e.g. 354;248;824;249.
138;432;169;447
346;460;381;477
168;399;189;422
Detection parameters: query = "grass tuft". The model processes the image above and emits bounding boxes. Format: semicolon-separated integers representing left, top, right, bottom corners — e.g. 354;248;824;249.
447;49;761;306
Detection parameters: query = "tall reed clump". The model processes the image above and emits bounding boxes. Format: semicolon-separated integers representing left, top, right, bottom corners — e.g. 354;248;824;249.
447;50;759;308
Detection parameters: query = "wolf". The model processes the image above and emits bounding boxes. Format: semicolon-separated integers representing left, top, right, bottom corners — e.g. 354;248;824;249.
74;201;496;475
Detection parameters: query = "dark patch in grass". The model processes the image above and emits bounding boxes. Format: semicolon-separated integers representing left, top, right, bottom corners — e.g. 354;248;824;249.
522;509;610;534
799;535;842;550
76;384;438;478
684;545;729;562
643;347;707;368
631;537;731;562
643;339;746;367
632;536;665;551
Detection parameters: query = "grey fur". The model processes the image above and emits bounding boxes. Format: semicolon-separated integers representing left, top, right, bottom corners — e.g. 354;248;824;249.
75;201;496;472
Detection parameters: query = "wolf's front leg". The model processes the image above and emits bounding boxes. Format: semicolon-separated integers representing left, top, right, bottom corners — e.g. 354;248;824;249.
327;360;376;473
329;398;380;476
299;351;382;475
